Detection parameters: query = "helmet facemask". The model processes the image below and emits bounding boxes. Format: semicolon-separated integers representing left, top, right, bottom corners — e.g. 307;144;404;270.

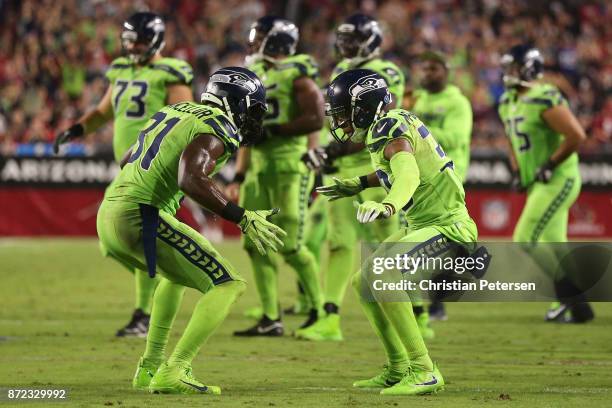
501;49;543;88
246;20;298;65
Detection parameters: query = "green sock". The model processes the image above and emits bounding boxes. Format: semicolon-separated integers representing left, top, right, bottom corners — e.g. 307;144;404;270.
135;268;160;314
284;247;323;313
353;272;408;376
325;245;355;308
168;281;245;366
380;301;433;371
250;251;280;320
143;278;185;366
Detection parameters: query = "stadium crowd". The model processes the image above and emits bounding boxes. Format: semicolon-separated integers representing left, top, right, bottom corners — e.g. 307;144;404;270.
0;0;610;155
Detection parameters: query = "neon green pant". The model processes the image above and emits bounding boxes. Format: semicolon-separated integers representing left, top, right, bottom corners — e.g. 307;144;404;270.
240;170;322;319
98;200;243;293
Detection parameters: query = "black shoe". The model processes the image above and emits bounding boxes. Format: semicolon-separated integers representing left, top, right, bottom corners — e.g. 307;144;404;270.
116;308;150;337
428;302;447;321
299;309;319;329
569;303;595;323
234;315;284;337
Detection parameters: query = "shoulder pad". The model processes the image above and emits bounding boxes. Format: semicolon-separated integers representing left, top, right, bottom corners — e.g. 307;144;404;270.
279;54;319;78
203;113;240;154
523;84;565;108
152;58;194;85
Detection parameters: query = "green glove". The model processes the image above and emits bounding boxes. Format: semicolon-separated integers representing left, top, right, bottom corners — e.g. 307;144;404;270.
239;208;287;255
356;200;392;224
316;176;364;201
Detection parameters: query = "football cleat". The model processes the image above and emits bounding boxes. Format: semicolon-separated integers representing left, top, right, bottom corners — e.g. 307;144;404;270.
416;312;435;340
149;363;221;395
233;315;284;337
116;308;149;338
132;357;159;390
380;363;444;396
546;302;594;323
353;364;407;389
294;314;343;341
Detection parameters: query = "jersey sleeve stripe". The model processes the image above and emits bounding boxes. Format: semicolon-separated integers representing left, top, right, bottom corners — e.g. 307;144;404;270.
522;97;553;108
203;118;239;153
152;64;192;84
417;125;430;138
391;122;409;138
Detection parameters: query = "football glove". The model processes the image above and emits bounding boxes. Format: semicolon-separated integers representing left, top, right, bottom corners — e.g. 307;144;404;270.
316;176;365;201
534;159;556;184
356;201;392;224
53;123;84;154
301;147;328;171
239;208;286;255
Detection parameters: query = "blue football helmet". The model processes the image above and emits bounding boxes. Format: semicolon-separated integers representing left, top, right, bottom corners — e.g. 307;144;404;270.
335;14;383;64
121;12;166;64
247;16;299;63
326;69;391;143
201;67;267;145
501;44;544;88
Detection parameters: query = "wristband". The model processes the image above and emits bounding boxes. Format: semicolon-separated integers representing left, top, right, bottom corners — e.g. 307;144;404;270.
359;175;369;189
233;173;245;184
221;201;246;224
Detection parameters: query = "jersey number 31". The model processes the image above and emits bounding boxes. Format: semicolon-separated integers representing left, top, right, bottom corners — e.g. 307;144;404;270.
128;112;180;170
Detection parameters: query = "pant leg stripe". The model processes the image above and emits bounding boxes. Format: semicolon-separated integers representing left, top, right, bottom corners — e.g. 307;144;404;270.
296;173;310;247
530;178;574;243
157;218;232;285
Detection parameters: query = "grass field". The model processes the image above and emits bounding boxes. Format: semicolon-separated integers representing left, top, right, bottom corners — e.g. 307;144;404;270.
1;238;611;407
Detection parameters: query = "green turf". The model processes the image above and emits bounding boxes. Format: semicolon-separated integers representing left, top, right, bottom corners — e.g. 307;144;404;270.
1;238;611;407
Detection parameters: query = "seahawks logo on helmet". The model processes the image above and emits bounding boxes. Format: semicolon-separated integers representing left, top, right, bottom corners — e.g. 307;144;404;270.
210;71;258;94
349;75;388;100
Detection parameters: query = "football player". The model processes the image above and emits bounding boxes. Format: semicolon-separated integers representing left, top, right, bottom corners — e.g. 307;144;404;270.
318;69;479;394
99;67;285;394
498;44;593;323
297;14;409;341
226;16;325;336
54;12;194;337
411;51;473;321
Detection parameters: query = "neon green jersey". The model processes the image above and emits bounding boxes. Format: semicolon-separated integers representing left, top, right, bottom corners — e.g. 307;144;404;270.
412;84;473;181
105;102;239;214
498;83;579;187
248;54;319;173
105;57;193;162
332;58;405;170
365;109;469;229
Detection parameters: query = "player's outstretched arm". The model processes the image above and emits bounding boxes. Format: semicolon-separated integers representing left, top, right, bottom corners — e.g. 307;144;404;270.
356;138;419;223
301;140;365;171
535;104;587;182
53;85;114;154
316;173;378;201
178;134;285;254
266;76;324;138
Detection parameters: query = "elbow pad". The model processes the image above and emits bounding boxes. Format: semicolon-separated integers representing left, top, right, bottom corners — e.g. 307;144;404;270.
382;151;420;214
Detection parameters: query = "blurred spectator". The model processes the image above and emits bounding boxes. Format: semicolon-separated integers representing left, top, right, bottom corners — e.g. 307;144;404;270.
0;0;610;155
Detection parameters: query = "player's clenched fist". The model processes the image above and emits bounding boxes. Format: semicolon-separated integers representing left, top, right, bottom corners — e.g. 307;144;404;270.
239;208;287;255
356;201;392;224
316;176;366;201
